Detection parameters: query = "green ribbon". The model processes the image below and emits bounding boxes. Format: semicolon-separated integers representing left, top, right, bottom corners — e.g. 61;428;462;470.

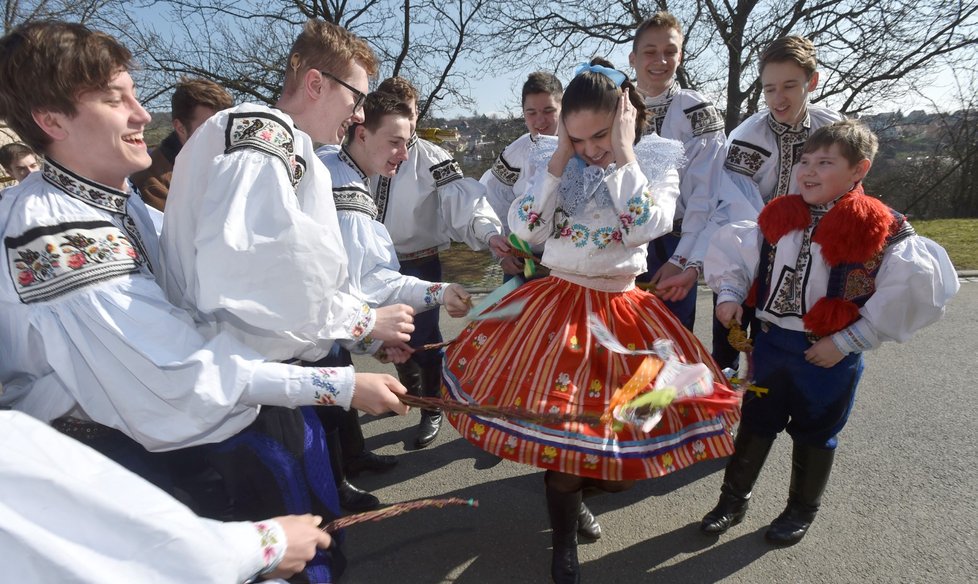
508;233;537;278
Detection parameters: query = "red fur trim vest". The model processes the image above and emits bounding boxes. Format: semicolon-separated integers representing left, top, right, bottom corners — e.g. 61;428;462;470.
753;185;913;337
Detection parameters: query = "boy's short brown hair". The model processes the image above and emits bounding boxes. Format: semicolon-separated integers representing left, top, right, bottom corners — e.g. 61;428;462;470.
284;19;378;94
521;72;563;106
760;35;817;78
348;91;414;141
632;11;684;52
803;119;879;165
171;78;233;126
0;21;132;151
0;142;37;174
376;76;419;105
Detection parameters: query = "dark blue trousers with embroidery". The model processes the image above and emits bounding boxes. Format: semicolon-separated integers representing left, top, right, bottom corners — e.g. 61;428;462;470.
742;322;864;449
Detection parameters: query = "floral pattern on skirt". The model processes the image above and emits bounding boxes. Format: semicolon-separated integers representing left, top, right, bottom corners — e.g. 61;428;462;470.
442;276;739;481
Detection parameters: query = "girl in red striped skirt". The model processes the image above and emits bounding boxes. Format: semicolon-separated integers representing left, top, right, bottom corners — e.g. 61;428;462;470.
442;58;738;583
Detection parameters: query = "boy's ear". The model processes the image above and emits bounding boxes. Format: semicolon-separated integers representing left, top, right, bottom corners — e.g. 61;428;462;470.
806;71;820;92
628;51;635;69
854;158;872;181
31;110;68;142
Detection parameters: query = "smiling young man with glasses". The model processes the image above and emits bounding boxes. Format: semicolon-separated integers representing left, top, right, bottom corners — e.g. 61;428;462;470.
159;19;416;584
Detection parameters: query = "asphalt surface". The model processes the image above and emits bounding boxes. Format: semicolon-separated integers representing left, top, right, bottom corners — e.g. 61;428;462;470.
342;279;978;584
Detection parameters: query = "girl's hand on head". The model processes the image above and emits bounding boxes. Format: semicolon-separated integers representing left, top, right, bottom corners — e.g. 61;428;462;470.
548;117;574;177
611;88;637;167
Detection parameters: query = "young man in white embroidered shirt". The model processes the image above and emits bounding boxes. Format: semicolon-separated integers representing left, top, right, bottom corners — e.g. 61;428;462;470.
480;72;562;279
313;91;474;509
710;35;845;370
0;20;403;582
628;12;729;332
159;19;421;583
369;76;510;449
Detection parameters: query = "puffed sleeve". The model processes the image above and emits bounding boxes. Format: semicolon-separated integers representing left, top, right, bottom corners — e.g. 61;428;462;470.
704;221;763;305
338;210;446;313
691;168;764;267
509;161;561;246
5;275;355;451
191;149;373;343
481;135;530;238
420;143;502;250
604;161;679;248
0;411;282;583
670;98;728;269
830;236;960;354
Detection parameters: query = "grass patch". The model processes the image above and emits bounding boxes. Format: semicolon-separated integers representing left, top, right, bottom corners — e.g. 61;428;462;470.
912;218;978;270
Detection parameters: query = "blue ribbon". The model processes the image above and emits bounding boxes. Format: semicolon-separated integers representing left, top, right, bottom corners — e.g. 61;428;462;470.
574;62;627;87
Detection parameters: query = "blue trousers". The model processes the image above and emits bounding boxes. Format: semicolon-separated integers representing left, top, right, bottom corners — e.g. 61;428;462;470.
742;323;863;449
638;231;696;331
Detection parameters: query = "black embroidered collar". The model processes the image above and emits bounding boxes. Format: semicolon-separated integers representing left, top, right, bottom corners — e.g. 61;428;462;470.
42;157;129;214
339;146;368;180
407;133;419;150
767;108;812;135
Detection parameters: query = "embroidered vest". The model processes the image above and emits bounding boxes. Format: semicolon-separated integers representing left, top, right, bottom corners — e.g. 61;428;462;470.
751;185;914;337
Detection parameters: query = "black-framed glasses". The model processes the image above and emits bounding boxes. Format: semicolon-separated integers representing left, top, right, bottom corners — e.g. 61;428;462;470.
320;71;366;115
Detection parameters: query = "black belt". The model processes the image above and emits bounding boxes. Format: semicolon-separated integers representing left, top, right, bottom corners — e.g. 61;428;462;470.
51;417;118;441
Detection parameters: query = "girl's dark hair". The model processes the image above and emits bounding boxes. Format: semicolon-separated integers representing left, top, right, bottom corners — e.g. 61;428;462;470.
560;57;648;144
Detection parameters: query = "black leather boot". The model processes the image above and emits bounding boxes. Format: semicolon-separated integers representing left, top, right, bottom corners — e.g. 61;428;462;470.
326;429;379;512
546;483;582;584
700;430;775;534
765;443;835;545
414;363;443;449
577;502;602;540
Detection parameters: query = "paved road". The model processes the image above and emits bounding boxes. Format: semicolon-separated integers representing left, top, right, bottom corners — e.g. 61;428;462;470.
343;280;978;583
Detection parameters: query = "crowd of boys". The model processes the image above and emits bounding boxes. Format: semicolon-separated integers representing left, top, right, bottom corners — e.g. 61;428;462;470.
0;10;958;584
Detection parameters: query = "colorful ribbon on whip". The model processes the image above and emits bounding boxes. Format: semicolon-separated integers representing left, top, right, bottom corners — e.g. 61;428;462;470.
507;233;537;279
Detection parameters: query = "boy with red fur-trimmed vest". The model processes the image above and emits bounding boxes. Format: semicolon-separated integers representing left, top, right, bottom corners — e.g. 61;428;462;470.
699;120;959;545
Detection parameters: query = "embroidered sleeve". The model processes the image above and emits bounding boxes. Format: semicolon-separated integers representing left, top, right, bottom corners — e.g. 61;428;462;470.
249;520;287;581
6;220;141;303
490;151;520;187
683;102;725;137
725;139;770;177
424;282;448;307
830;323;874;355
225;112;306;189
430;159;464;187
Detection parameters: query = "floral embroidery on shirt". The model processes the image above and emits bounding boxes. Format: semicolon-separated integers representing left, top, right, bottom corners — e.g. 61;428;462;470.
570;224;590;247
725;139;770;177
430;158;464;187
254;520;286;576
225;112;304;189
424;283;444;306
349;303;373;339
310;367;340;405
684;102;725;136
490;151;520;186
591;227;621;249
8;221;140;303
516;195;545;231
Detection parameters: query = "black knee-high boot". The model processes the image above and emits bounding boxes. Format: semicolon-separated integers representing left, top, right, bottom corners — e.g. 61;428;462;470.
325;428;379;512
546;483;582;584
700;429;775;534
765;442;834;545
415;362;443;448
